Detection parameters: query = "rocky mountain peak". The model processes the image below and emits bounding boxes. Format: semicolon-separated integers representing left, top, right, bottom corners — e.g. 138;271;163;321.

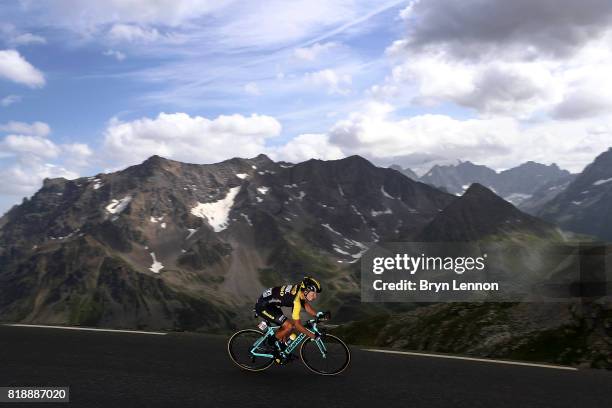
454;183;517;214
582;147;612;174
42;177;69;189
389;164;418;180
417;183;555;241
253;153;273;162
537;147;612;240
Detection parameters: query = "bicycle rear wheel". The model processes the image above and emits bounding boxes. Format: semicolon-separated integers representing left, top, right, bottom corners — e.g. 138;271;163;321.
300;334;350;375
227;329;274;372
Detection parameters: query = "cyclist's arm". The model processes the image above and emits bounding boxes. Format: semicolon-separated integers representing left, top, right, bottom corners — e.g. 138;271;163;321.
304;302;317;317
292;293;316;339
291;318;316;339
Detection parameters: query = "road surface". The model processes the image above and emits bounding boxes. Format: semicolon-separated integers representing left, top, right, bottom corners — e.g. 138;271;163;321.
0;324;610;407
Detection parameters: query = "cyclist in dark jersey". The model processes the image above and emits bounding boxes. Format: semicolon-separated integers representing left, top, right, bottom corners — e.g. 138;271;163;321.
255;277;328;354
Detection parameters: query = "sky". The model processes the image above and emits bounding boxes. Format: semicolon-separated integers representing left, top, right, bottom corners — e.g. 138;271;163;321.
1;0;612;215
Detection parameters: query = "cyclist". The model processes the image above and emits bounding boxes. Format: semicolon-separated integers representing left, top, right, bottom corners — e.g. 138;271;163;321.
255;276;329;357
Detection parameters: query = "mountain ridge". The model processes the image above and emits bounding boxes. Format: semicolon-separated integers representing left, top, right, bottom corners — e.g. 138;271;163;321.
0;153;457;330
390;160;572;206
538;147;612;241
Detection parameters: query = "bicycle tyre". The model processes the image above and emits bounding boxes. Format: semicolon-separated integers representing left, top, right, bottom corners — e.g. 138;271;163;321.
300;334;350;375
227;329;274;372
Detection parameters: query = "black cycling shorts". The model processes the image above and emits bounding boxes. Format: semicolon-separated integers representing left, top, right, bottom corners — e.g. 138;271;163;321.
255;299;287;326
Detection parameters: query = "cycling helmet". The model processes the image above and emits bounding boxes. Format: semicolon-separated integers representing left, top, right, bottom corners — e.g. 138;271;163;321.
302;276;322;293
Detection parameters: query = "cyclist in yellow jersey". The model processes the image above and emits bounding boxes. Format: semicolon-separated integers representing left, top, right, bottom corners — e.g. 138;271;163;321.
255;277;329;354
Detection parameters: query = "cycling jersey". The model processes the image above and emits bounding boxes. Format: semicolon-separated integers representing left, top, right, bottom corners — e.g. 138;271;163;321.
255;283;305;325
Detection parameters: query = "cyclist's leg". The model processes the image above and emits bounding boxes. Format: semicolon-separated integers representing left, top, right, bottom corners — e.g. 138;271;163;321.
275;320;294;342
260;306;292;341
256;302;287;332
257;305;292;360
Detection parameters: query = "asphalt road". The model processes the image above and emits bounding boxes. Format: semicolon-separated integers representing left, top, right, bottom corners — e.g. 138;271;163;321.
0;324;610;408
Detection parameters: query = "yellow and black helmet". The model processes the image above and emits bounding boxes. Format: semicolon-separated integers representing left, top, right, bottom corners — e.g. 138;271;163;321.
302;276;322;293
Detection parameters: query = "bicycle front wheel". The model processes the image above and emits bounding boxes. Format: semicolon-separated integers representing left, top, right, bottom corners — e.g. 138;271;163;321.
227;329;274;372
300;334;350;375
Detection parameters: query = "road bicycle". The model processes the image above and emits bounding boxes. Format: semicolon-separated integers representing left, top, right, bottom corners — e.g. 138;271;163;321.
227;316;350;375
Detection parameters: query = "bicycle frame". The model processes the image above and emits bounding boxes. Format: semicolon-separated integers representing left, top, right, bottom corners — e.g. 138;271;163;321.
250;319;327;359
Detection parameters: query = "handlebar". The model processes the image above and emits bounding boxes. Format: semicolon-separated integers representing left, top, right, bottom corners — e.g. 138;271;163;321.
308;315;330;325
305;313;331;332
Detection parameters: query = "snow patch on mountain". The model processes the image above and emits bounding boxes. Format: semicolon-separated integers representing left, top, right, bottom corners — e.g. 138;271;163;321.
92;178;103;190
593;177;612;186
149;252;163;273
371;208;392;216
322;223;342;236
190;186;241;232
240;213;253;226
333;245;351;256
504;193;532;205
381;186;394;199
105;196;132;215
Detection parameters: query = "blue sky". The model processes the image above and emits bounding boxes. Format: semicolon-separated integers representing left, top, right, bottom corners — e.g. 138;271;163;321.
2;0;612;215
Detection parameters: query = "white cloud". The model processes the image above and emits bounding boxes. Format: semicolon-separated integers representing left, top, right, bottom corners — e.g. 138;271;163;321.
329;103;513;160
372;1;612;123
103;112;282;166
11;33;46;46
0;160;78;196
0;119;92;213
62;143;93;167
393;55;562;117
0;95;22;107
294;42;338;61
271;133;345;163
107;24;160;43
324;102;612;173
0;134;60;159
103;49;126;61
0;24;46;47
0;49;45;88
0;121;50;137
215;1;365;48
304;69;352;95
244;82;261;95
28;0;390;51
398;1;419;20
40;0;229;28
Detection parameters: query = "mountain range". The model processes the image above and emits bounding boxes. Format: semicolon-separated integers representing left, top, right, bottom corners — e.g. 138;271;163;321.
0;154;459;330
2;149;612;367
391;160;574;207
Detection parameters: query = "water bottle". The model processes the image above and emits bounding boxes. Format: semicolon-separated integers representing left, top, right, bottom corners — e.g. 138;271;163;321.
285;332;297;346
